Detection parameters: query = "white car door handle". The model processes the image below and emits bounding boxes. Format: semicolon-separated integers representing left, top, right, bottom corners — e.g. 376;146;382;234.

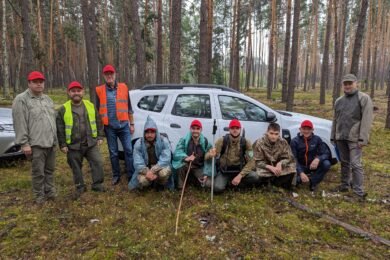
170;123;181;128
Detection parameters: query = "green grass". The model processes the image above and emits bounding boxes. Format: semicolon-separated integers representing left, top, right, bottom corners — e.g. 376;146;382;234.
0;87;389;258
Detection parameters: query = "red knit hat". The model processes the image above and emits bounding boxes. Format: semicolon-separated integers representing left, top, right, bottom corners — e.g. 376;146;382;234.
67;81;83;90
229;119;241;128
301;120;313;129
190;119;202;129
28;71;45;81
103;64;116;74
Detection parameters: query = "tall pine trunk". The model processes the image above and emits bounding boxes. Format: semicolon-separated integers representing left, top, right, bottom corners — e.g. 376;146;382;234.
19;0;34;84
320;0;332;105
169;0;182;83
156;0;163;83
350;0;369;75
282;0;292;102
267;0;276;99
286;0;300;111
81;0;99;102
129;0;146;88
2;0;10;98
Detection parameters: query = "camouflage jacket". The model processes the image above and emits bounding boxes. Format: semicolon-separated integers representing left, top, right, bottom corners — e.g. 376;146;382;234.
253;135;296;177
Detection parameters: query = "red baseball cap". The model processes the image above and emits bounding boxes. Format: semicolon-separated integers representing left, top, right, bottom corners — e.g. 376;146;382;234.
301;120;313;129
103;65;115;74
190;119;202;129
229;119;241;128
28;71;45;81
145;128;156;132
67;81;83;91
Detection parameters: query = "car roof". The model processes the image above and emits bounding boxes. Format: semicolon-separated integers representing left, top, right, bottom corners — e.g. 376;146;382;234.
140;84;240;93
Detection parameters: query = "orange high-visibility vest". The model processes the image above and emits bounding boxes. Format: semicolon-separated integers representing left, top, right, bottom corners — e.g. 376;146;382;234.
95;83;129;126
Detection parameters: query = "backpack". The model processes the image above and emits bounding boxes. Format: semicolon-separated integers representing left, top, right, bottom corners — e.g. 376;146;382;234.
217;134;247;174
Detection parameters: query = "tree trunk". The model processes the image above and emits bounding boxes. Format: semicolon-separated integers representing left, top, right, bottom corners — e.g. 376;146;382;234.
198;0;210;83
81;0;99;102
320;0;332;105
282;0;292;102
2;0;10;98
122;0;131;84
229;0;237;88
156;0;163;83
350;0;369;75
386;64;390;129
267;0;276;99
19;0;34;83
332;0;340;105
245;1;253;91
169;0;182;83
286;0;300;111
128;0;146;88
310;0;318;90
232;0;241;90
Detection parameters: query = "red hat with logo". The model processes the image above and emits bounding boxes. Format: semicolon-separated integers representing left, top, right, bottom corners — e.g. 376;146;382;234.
229;119;241;128
190;119;202;129
301;120;314;129
28;71;45;81
67;81;83;91
102;64;116;74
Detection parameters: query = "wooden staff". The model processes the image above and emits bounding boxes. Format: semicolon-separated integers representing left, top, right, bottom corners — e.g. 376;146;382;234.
175;160;193;236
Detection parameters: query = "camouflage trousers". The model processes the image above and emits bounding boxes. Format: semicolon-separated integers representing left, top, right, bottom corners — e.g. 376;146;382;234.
138;166;172;188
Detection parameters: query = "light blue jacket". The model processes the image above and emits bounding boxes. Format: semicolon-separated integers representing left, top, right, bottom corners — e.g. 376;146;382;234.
129;116;173;190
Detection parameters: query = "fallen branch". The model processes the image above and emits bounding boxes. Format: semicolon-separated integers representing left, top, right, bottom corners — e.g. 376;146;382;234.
283;198;390;247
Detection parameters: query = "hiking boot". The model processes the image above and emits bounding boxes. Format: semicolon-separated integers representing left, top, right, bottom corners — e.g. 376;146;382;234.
92;186;106;192
347;192;368;202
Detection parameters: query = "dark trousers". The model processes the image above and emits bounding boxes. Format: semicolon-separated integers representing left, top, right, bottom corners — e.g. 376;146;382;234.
259;173;295;190
104;125;134;180
177;165;211;189
67;145;104;191
214;171;259;193
296;159;331;187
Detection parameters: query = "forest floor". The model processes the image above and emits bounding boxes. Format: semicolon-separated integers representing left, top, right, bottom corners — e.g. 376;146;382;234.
0;87;389;259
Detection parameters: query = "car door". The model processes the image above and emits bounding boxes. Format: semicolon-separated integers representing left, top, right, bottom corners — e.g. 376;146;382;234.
164;93;216;149
215;94;271;144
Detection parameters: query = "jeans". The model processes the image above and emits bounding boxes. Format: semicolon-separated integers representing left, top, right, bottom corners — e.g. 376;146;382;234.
296;159;331;187
104;125;134;180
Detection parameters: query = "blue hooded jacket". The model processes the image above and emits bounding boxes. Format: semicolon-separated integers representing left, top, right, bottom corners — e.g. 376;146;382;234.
129;116;173;190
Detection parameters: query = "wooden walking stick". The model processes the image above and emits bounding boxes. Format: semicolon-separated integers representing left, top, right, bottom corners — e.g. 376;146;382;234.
211;119;217;202
175;159;193;236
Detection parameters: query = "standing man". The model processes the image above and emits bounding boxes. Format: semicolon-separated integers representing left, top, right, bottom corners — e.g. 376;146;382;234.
212;119;259;193
96;65;135;185
12;71;57;204
331;74;373;199
129;116;173;191
56;81;105;197
290;120;331;191
253;123;296;190
172;120;216;189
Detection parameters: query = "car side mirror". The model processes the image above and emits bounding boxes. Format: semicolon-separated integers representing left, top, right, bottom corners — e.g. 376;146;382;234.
266;112;276;122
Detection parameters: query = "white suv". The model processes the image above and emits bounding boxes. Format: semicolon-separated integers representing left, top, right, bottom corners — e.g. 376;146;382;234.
128;84;337;163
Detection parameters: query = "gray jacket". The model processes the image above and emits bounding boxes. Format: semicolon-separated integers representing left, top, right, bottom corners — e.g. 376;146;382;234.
12;89;57;148
331;89;373;145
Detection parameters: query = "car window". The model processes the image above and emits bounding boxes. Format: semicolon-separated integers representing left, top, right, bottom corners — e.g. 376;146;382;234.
137;95;167;112
218;95;267;121
172;94;211;118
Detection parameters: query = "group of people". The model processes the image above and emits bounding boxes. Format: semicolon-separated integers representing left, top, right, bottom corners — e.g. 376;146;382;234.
11;66;373;204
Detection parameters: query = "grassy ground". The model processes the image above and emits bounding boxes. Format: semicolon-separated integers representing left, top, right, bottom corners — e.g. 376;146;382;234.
1;87;389;259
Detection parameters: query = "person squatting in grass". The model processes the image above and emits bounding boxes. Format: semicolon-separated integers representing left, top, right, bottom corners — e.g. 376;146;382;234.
129;116;174;191
172;119;216;189
290;120;331;192
56;81;106;198
253;122;296;190
210;119;259;193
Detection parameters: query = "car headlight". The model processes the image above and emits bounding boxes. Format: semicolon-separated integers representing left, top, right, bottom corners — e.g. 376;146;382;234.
0;124;14;131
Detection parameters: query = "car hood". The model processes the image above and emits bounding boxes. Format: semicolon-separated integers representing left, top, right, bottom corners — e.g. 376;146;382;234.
277;110;332;128
0;108;13;125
